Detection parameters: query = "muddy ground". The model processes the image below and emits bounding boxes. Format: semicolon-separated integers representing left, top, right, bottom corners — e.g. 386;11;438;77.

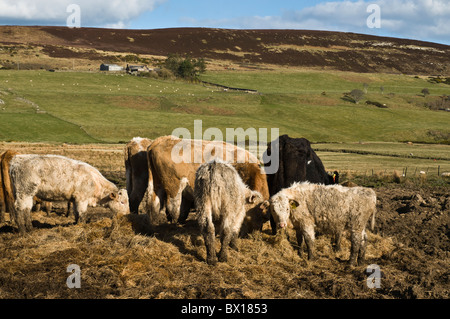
0;172;448;299
0;142;449;299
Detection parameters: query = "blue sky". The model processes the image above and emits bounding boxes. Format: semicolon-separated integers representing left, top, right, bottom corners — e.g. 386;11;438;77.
129;0;315;29
0;0;449;45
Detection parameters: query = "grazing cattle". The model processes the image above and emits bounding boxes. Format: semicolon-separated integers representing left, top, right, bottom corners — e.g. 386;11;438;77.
269;182;376;265
9;154;129;233
195;160;264;265
1;151;73;221
124;137;153;214
263;135;339;234
146;136;270;234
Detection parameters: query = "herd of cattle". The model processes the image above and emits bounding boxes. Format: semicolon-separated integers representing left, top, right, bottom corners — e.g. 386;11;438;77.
0;135;377;266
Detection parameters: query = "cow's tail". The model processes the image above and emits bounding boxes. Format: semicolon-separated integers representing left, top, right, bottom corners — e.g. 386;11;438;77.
124;144;133;197
370;210;376;232
1;150;18;221
146;146;160;217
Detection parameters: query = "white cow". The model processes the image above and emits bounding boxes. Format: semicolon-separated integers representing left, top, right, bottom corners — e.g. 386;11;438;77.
269;182;376;265
9;154;129;233
194;160;264;265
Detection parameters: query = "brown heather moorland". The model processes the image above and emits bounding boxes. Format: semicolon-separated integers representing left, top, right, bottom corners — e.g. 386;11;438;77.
1;26;449;74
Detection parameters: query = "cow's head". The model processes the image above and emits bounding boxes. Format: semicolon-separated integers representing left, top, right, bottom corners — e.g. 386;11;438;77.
240;190;271;236
269;194;296;229
107;189;130;216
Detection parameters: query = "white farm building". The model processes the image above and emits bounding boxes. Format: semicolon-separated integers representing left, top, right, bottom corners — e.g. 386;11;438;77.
100;64;123;71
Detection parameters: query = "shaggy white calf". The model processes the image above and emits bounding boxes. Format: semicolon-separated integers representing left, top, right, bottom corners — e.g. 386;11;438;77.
270;182;376;265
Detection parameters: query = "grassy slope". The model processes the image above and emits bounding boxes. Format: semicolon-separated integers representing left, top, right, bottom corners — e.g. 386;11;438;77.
0;69;449;145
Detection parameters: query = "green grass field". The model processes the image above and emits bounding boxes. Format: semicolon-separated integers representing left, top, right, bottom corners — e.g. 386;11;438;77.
0;69;449;174
1;69;449;143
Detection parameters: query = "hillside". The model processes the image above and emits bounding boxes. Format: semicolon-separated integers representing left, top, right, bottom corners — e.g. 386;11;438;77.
1;26;449;75
1;69;449;147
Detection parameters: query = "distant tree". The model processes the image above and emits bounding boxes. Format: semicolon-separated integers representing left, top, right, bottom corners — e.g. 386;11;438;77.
350;89;365;104
421;88;430;97
165;54;206;80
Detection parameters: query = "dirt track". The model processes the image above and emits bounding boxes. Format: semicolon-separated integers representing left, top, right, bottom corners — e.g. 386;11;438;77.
0;152;448;299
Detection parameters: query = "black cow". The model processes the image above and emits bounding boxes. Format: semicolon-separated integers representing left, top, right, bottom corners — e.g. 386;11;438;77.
263;135;339;234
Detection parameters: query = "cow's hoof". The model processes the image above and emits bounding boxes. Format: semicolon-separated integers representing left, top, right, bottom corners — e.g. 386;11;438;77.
218;253;228;263
230;242;239;251
206;257;218;266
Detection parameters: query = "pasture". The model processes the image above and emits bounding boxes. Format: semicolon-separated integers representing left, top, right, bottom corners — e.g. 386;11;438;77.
0;68;449;299
0;69;449;144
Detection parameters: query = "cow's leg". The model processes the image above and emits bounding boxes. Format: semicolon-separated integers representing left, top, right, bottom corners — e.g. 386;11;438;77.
34;201;41;212
132;177;150;215
358;229;368;265
333;231;342;252
129;190;141;215
302;224;316;261
14;195;34;233
295;228;304;255
73;200;89;224
150;188;166;223
201;212;217;265
269;214;277;235
349;229;362;266
218;227;233;263
44;201;52;216
230;233;239;251
166;195;180;223
65;201;73;217
147;192;158;218
0;203;5;223
178;196;193;224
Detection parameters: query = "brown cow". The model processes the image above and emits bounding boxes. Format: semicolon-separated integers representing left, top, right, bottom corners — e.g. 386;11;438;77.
146;136;270;234
0;150;18;223
124;137;153;214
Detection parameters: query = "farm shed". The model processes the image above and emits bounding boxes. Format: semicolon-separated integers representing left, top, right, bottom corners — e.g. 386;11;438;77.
126;64;150;73
100;64;123;71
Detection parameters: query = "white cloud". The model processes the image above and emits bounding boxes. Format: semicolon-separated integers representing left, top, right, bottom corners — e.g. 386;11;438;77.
183;0;450;44
0;0;166;28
